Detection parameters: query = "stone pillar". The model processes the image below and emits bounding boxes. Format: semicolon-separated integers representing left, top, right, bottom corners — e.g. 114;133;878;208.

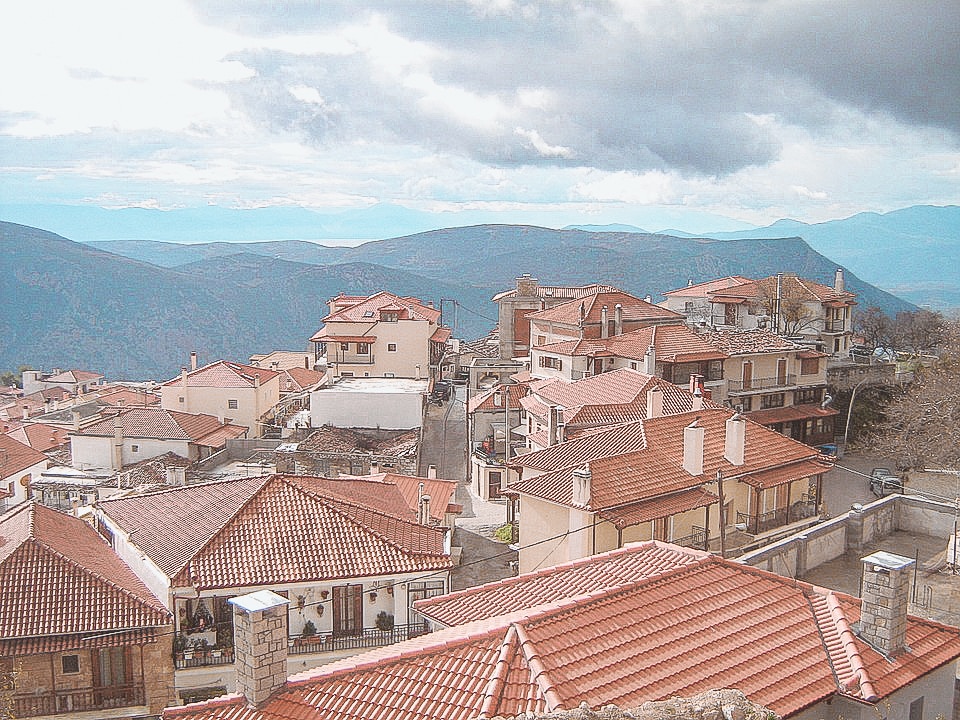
859;551;914;656
229;590;290;707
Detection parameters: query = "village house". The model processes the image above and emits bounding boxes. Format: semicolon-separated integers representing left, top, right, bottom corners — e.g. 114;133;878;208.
662;270;858;356
275;424;420;477
492;275;619;360
466;381;529;500
310;291;450;380
159;357;281;438
1;502;174;719
21;368;104;396
161;542;960;720
507;403;828;573
700;328;838;447
69;406;247;472
0;433;49;511
93;473;454;704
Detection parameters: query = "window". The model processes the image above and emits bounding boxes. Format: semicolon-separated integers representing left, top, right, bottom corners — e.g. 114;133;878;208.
684;301;694;313
178;396;184;403
800;357;819;375
340;342;349;351
795;387;822;404
341;371;354;377
61;654;80;674
227;399;238;409
760;393;785;409
131;444;139;453
384;372;395;378
536;335;546;346
707;360;723;381
381;311;399;322
737;396;753;412
332;584;363;636
909;697;924;720
357;343;371;354
630;361;638;370
538;356;562;370
387;343;397;352
363;310;375;318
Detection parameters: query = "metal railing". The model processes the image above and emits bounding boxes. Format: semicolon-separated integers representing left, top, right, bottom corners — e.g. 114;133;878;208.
13;684;145;717
174;647;235;670
737;497;818;535
288;622;430;655
727;374;797;393
671;526;708;551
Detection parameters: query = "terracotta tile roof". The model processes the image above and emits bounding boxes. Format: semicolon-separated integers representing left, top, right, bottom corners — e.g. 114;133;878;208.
160;360;280;388
538;325;727;363
431;326;452;343
597;487;718;529
95;386;161;406
6;422;71;452
510;409;822;510
492;283;619;302
163;555;960;720
527;291;683;326
708;274;857;305
661;276;753;297
0;502;170;652
308;331;378;343
467;384;528;413
298;426;418;456
700;328;802;355
744;403;839;426
415;541;705;626
249;350;313;370
320;291;441;324
74;406;247;445
46;369;104;384
735;459;831;489
320;473;458;523
280;367;326;392
98;475;451;591
0;432;49;478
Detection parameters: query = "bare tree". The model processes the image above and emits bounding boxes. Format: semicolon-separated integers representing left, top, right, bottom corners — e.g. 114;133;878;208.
892;309;944;360
854;306;894;350
754;276;820;335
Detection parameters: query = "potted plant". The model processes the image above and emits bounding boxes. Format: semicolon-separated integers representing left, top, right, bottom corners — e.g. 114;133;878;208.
375;611;395;632
173;633;189;660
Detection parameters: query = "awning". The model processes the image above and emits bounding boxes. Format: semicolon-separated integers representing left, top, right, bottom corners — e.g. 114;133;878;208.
736;459;829;490
598;487;718;530
745;403;839;426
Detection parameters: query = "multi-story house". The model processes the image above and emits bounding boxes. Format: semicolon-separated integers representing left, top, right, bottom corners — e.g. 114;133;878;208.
0;433;49;511
94;473;453;704
21;368;105;396
492;275;619;360
466;382;529;500
160;359;281;437
507;402;829;573
310;291;450;380
163;542;960;720
1;501;174;719
69;406;247;471
701;328;837;447
662;270;858;356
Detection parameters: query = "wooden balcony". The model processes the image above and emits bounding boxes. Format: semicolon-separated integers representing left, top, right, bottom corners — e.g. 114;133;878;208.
13;684;145;717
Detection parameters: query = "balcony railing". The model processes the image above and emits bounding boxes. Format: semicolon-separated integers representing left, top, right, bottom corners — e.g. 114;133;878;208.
671;525;708;551
13;684;145;717
727;374;796;393
737;497;818;535
288;622;430;655
174;647;235;670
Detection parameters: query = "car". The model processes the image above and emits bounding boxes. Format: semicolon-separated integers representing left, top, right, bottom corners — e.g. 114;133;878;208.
869;469;904;498
430;380;453;402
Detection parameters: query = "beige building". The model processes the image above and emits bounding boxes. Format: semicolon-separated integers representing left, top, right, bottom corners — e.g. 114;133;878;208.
0;433;49;510
160;359;281;437
310;291;450;380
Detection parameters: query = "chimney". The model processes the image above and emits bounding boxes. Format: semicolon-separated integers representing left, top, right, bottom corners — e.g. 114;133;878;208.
71;408;81;432
516;274;539;296
370;462;380;475
683;419;704;476
229;590;290;708
418;493;432;525
254;373;261;389
859;551;914;656
166;466;187;486
834;268;845;292
180;366;188;387
493;391;502;407
571;464;591;507
190;351;198;371
691;386;704;411
112;416;124;470
724;414;746;466
644;294;652;303
415;364;421;381
689;373;704;395
600;306;609;338
614;304;623;335
427;465;437;479
646;386;664;419
546;405;558;447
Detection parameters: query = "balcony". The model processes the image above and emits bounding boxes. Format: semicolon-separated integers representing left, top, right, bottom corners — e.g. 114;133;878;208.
13;684;145;717
174;646;235;670
671;526;708;551
288;622;429;655
727;374;797;393
737;496;818;535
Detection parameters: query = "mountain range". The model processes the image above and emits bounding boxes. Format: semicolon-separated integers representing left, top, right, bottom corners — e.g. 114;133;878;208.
1;220;916;380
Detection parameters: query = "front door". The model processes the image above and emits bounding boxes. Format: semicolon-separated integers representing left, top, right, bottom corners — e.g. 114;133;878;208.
777;358;787;385
741;361;753;390
653;517;668;542
332;584;363;637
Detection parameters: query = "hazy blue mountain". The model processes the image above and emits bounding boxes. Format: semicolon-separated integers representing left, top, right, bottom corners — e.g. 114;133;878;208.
564;223;650;233
87;239;349;268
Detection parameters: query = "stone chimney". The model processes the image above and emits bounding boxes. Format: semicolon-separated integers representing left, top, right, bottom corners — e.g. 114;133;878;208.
546;405;560;446
190;351;198;371
516;274;539;296
724;414;746;466
646;386;664;419
614;304;623;335
859;551;914;656
229;589;290;708
600;305;609;338
571;464;591;507
112;416;124;470
683;419;705;476
834;268;845;292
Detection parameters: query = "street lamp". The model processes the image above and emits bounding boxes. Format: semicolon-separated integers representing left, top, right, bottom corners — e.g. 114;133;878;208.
841;375;872;457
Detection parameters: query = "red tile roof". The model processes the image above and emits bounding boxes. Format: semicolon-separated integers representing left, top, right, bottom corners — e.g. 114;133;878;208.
492;283;619;302
74;406;247;445
745;403;839;427
538;325;727;364
661;276;753;297
98;475;451;591
415;541;705;626
0;432;49;478
467;383;528;413
700;328;802;355
161;360;280;388
708;274;857;306
0;502;170;653
6;422;70;452
527;291;683;326
320;291;441;324
46;369;104;384
597;487;718;529
163;554;960;720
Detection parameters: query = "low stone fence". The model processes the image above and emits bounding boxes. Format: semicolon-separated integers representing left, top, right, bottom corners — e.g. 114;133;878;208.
739;494;958;577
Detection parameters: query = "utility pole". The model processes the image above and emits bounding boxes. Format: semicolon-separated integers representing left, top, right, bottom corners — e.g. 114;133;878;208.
716;469;726;558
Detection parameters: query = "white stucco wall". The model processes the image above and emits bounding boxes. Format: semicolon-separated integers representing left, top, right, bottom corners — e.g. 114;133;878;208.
310;378;428;429
70;434;192;470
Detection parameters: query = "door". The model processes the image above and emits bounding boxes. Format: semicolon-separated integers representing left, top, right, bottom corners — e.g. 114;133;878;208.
332;584;363;637
488;470;502;499
741;361;753;390
653;517;668;542
94;647;131;708
724;303;737;325
776;358;787;385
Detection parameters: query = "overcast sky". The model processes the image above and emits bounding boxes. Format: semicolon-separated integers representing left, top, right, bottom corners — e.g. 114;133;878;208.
2;0;958;235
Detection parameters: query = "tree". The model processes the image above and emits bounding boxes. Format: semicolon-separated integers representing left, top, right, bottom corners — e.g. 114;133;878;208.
854;306;894;350
892;309;944;360
859;320;960;469
754;275;820;335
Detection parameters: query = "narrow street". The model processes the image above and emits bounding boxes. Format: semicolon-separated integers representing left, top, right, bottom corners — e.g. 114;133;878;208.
420;386;517;590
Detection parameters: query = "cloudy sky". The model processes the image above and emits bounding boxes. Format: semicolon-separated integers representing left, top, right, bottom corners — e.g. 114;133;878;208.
1;0;958;237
